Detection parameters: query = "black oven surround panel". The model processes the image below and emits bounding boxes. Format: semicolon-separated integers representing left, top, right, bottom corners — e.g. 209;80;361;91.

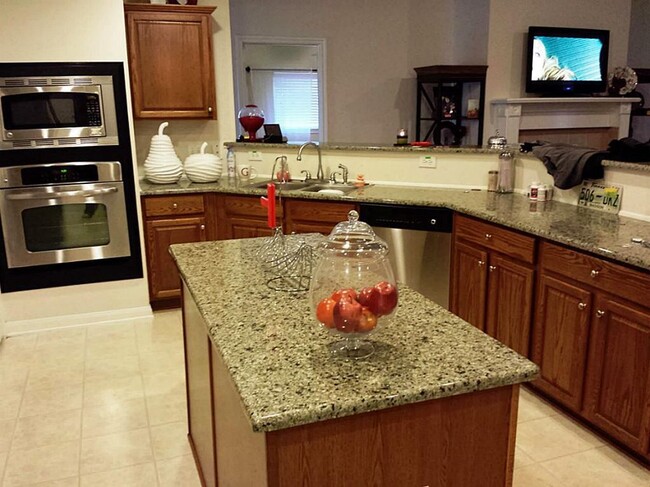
0;62;143;293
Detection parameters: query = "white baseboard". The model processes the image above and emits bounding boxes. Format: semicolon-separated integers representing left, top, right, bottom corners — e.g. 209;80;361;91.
5;305;154;336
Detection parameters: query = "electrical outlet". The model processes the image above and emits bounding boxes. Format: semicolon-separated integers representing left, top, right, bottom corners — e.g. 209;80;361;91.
248;150;263;161
419;155;437;168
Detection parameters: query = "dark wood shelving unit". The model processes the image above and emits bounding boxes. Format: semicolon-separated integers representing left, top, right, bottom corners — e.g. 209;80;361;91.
414;65;487;146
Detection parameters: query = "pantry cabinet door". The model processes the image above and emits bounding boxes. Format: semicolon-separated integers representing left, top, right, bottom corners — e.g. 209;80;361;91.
531;274;592;412
450;240;488;331
583;295;650;454
486;254;534;357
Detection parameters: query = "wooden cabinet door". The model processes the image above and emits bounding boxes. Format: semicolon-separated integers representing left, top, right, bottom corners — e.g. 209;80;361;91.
531;274;592;412
284;199;358;235
583;295;650;453
125;5;216;119
216;195;280;240
145;216;206;301
450;240;488;331
486;254;535;357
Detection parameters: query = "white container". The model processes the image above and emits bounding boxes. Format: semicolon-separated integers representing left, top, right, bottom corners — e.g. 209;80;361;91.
537;184;547;202
529;181;540;201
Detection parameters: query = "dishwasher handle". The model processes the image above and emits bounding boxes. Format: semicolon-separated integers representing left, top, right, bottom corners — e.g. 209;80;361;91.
359;204;453;232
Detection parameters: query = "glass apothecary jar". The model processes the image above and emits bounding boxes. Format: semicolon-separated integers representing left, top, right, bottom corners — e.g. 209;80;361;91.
309;210;398;358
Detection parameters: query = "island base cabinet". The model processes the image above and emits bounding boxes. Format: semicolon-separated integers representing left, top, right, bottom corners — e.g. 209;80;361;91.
582;295;650;455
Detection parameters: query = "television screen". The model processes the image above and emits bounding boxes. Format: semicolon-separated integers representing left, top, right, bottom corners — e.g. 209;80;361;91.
525;26;609;95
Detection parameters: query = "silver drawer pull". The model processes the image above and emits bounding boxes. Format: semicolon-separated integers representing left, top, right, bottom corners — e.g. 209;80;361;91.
200;224;205;230
172;203;178;209
590;269;599;278
485;233;492;239
430;218;437;225
6;186;118;200
596;309;605;318
578;302;587;310
478;260;485;266
489;265;497;272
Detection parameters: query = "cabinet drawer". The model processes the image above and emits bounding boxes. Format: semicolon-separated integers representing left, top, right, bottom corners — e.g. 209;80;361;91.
220;195;283;218
144;195;205;217
540;241;650;304
454;214;536;264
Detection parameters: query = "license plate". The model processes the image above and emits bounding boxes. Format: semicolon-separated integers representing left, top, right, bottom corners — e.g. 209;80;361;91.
577;180;623;214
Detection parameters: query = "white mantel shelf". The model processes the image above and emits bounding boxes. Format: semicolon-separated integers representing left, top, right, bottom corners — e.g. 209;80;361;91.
491;97;641;144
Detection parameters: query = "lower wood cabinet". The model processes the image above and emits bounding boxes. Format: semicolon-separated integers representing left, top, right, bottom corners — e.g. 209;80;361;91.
531;241;650;462
216;194;280;239
284;198;358;235
451;214;535;357
143;194;208;308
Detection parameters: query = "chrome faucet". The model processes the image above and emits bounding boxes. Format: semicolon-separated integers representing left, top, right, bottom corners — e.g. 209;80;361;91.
296;142;324;182
337;163;349;184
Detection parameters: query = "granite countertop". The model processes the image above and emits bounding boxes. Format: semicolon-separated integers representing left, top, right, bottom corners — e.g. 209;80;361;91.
141;178;650;271
224;141;505;154
170;236;539;432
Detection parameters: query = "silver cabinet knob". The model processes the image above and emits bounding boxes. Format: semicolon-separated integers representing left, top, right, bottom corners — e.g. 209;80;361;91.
208;106;213;113
489;265;497;272
578;302;587;310
430;218;437;226
172;203;178;209
200;224;205;231
596;309;605;318
478;260;485;266
590;269;599;278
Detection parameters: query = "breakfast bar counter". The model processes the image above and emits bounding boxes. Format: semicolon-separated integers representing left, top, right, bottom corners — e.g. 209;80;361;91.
171;236;538;486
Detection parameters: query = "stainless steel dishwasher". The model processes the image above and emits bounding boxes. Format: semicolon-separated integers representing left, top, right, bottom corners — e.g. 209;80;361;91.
359;203;452;309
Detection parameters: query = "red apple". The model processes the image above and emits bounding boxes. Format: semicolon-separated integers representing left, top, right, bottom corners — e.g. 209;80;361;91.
333;296;362;333
357;307;378;333
374;281;398;315
357;286;381;316
331;288;358;303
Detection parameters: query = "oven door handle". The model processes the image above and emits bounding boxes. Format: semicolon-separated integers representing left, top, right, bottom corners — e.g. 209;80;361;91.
5;186;119;200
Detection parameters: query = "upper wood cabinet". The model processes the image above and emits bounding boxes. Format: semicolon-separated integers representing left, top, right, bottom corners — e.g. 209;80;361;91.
450;214;536;357
125;4;216;119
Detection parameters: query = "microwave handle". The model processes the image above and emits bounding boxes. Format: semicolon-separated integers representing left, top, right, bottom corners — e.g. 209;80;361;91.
5;186;119;200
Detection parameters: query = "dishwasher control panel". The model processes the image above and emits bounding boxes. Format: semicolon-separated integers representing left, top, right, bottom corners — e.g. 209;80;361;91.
359;204;452;232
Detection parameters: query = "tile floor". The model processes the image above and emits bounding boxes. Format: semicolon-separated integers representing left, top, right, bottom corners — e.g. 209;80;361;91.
0;310;648;486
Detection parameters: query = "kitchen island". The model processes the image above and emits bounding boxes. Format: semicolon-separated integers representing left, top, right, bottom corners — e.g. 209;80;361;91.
171;236;538;487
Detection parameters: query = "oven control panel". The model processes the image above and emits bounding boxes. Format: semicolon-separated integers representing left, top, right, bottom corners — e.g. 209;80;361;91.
0;161;122;188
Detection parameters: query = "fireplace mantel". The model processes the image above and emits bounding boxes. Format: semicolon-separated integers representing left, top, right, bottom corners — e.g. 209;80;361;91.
491;97;640;145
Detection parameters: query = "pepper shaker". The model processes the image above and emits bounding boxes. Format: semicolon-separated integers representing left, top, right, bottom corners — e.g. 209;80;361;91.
497;149;514;193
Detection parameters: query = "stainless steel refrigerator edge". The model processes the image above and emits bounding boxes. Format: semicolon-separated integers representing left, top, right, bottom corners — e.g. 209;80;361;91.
359;204;452;309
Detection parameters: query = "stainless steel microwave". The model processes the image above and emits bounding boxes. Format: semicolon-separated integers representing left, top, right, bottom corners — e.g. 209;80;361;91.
0;75;119;150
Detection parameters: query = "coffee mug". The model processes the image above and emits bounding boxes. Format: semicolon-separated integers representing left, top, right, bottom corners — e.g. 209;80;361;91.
238;165;258;180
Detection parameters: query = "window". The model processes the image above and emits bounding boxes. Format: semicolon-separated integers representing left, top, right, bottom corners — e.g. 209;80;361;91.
272;71;319;143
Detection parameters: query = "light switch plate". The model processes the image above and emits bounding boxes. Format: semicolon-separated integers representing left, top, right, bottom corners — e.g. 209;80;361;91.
248;150;263;161
419;155;437;168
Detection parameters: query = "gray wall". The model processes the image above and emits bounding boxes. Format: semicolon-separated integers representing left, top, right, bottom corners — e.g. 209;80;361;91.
628;0;650;68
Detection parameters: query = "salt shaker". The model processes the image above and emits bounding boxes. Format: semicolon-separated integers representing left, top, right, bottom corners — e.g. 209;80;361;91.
497;149;514;193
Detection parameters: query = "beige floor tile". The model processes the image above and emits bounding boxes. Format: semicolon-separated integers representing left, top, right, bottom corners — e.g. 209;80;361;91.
3;439;80;487
513;463;562;487
142;369;185;398
0;388;23;421
82;397;148;438
80;427;152;475
12;409;81;450
83;374;144;408
541;445;650;487
24;477;79;486
19;384;83;418
0;450;8;485
86;322;136;339
35;327;86;348
84;353;141;382
80;462;157;487
135;321;183;353
518;388;560;423
85;336;138;360
156;454;201;487
0;418;15;452
146;391;187;426
31;345;86;367
26;363;84;392
138;346;185;375
0;335;37;365
0;365;29;391
514;446;536;469
516;414;605;462
150;421;191;460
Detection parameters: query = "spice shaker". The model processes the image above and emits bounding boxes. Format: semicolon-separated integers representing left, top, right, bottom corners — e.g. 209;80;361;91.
497;149;514;193
487;170;498;192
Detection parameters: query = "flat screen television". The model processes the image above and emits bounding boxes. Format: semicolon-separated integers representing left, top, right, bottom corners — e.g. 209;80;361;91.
525;26;609;96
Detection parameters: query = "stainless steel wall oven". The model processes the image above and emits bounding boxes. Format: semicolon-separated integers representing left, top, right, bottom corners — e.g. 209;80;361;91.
0;62;142;293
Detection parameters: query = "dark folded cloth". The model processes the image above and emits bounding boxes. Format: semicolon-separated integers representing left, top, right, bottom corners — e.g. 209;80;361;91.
531;143;607;189
607;137;650;162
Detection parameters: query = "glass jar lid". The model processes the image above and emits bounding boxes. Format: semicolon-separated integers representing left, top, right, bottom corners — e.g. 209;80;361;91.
319;210;388;256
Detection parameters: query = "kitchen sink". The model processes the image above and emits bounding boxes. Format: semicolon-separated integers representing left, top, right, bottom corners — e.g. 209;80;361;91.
299;184;359;195
248;180;314;190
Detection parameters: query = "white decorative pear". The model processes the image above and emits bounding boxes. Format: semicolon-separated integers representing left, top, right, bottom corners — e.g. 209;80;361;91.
184;142;222;183
144;122;184;184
